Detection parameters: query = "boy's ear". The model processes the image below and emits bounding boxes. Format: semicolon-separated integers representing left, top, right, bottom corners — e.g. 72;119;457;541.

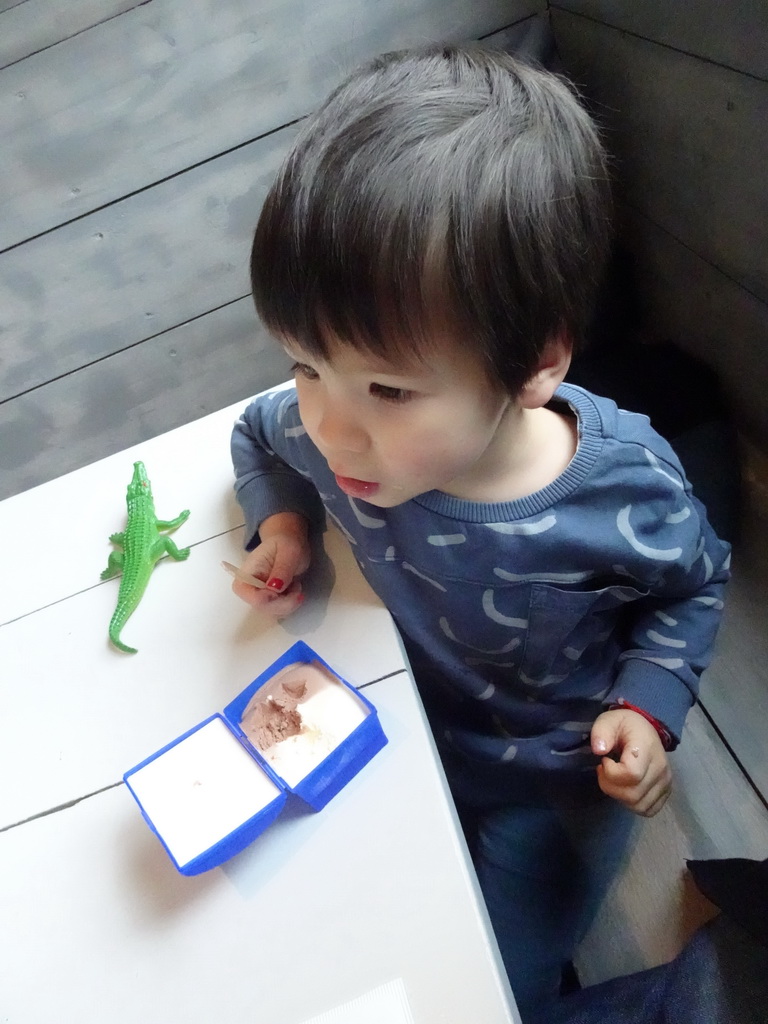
518;331;573;409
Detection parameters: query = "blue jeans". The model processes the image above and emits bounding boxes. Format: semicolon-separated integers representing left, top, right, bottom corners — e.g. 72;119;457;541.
456;793;636;1022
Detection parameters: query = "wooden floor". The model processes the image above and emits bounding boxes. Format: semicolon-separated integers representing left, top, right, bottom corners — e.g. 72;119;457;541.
0;0;547;501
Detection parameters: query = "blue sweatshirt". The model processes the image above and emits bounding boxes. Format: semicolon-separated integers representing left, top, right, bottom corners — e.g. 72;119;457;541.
232;383;730;793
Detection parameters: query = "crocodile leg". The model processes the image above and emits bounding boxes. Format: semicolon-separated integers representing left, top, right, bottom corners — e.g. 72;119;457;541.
155;509;191;532
148;534;190;563
100;550;125;580
160;536;191;561
109;532;125;544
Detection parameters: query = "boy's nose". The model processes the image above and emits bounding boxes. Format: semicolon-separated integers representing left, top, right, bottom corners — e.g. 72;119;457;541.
316;404;369;453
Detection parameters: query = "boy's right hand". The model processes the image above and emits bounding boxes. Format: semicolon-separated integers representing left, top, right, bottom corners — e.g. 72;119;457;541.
231;512;311;619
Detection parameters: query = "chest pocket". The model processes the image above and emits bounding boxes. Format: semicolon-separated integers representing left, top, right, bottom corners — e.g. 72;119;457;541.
519;581;650;685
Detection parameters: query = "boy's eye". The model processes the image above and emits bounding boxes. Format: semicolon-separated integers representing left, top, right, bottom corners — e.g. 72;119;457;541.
369;382;413;403
291;361;319;381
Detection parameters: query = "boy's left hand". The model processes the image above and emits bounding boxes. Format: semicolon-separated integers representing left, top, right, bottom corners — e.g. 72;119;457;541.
590;709;672;817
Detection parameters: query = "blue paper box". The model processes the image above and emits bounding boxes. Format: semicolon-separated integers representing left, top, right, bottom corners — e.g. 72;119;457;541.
124;642;387;875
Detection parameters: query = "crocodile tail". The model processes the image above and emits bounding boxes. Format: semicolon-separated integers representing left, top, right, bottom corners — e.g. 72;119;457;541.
108;603;139;654
109;628;138;655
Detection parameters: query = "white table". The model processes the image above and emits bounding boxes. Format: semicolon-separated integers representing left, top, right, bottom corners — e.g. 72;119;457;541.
0;396;518;1023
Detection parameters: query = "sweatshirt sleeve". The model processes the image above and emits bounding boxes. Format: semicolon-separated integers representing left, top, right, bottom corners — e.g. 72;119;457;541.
230;390;326;550
604;488;731;747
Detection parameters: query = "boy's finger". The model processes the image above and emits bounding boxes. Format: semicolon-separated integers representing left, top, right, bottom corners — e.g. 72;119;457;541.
596;762;629;803
619;741;650;776
598;771;648;812
591;720;619;757
641;788;671;818
628;778;667;817
240;550;274;585
231;579;304;615
600;753;645;789
265;552;304;593
262;585;305;619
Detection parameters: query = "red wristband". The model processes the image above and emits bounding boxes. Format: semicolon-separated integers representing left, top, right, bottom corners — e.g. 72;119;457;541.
609;698;675;751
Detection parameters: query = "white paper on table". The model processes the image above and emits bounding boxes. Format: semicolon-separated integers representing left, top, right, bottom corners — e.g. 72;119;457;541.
299;978;414;1024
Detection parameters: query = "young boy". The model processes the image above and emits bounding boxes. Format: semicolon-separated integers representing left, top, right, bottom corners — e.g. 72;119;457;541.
230;45;730;1020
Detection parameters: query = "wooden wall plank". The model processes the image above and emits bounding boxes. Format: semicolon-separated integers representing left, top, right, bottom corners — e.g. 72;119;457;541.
550;1;768;80
577;703;768;984
552;10;768;305
0;0;146;70
0;123;296;403
483;12;560;64
0;298;292;500
0;0;543;250
618;205;768;448
0;9;549;490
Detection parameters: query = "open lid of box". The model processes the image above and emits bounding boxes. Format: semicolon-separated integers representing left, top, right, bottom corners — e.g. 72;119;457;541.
124;642;387;875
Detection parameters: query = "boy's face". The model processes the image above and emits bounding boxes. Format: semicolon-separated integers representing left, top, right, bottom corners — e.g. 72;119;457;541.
282;333;519;508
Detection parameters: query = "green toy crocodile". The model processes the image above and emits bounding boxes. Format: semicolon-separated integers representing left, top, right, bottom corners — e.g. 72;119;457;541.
101;461;191;653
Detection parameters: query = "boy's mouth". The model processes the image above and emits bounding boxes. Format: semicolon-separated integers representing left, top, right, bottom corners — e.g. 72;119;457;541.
334;474;380;499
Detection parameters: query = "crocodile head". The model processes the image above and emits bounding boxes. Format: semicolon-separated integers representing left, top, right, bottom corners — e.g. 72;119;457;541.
126;461;153;501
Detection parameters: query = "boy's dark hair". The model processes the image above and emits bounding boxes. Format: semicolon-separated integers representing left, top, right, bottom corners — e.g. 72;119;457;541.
251;44;612;395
